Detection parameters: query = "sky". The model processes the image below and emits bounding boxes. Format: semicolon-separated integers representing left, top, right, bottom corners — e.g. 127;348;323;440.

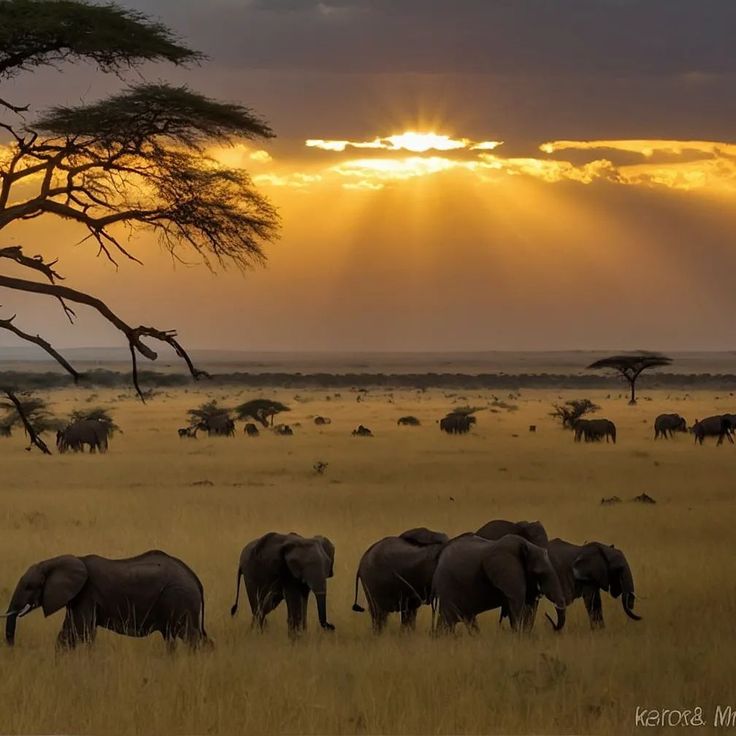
2;0;736;354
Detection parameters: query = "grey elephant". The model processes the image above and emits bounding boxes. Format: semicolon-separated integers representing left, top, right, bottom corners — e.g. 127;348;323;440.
231;532;335;634
352;425;373;437
352;527;448;632
243;423;260;436
198;415;235;437
547;538;641;628
439;413;475;434
432;534;566;633
653;413;687;439
2;550;209;650
692;415;734;445
476;519;549;548
573;418;616;443
56;419;110;453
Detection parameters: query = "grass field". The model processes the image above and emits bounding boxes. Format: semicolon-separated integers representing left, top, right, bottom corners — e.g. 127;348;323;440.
1;385;734;735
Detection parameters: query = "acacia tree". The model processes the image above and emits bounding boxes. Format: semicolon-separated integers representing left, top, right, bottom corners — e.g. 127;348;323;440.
0;0;279;406
588;353;673;404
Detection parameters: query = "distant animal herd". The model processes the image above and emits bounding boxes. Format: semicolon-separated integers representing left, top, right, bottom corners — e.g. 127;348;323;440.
2;518;640;650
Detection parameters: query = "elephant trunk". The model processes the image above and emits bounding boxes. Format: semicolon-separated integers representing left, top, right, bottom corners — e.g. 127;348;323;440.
622;592;642;621
314;591;334;630
5;612;17;645
544;606;566;632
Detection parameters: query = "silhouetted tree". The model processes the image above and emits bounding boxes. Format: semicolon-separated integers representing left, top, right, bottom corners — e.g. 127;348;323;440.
588;353;673;404
549;398;600;428
235;398;289;427
187;400;231;428
0;389;57;452
0;0;278;400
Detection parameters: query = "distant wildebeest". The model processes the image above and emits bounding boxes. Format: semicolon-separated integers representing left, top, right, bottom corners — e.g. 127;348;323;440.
653;413;687;439
314;416;331;426
178;427;197;438
57;419;111;453
692;415;735;445
274;424;294;436
439;413;475;434
573;418;616;444
352;425;373;437
397;416;420;426
244;423;260;437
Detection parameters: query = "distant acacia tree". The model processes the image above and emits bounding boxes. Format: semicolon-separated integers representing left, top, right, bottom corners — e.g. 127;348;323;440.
549;398;600;429
0;389;58;453
236;398;289;427
0;0;279;416
588;353;673;404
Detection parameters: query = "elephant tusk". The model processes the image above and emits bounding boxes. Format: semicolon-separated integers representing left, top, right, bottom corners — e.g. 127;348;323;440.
16;603;33;618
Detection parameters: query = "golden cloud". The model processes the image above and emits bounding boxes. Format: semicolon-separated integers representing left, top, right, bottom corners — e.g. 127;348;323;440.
307;132;503;154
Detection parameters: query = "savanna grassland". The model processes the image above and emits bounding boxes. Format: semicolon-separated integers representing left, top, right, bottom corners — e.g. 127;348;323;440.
1;385;735;735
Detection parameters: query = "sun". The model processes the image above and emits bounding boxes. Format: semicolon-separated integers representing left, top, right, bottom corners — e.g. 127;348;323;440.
383;131;469;153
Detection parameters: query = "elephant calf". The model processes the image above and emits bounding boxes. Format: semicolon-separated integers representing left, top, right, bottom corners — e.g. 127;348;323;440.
353;527;448;632
547;538;641;628
2;550;210;650
432;534;565;634
231;532;335;634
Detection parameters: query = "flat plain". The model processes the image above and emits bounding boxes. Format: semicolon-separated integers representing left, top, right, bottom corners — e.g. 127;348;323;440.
1;384;734;735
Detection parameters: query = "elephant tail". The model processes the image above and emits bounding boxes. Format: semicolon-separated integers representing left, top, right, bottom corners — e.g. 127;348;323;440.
230;567;242;617
352;570;365;613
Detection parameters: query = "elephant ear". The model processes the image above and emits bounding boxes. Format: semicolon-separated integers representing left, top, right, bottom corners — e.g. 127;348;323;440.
572;545;609;591
314;536;335;577
518;521;549;548
41;556;88;616
399;528;448;546
597;544;627;598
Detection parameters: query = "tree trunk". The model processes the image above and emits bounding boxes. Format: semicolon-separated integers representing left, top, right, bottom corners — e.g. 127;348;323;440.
628;378;637;405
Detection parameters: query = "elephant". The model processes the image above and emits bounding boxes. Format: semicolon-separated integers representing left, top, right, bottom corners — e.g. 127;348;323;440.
56;419;110;453
397;416;420;426
547;538;641;628
230;532;335;634
243;423;260;436
2;550;209;650
653;413;687;439
352;527;448;632
439;413;475;434
692;415;734;445
573;418;616;443
352;425;373;436
432;534;565;633
198;415;235;437
476;519;549;548
314;416;331;426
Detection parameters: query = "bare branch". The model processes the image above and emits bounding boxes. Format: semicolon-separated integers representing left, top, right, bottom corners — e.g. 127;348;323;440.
1;389;51;454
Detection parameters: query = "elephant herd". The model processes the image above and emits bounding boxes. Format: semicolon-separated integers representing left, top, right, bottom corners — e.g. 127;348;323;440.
2;520;640;650
56;418;112;453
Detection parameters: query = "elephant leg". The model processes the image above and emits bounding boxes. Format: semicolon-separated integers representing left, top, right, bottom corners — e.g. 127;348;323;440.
370;607;388;634
284;582;308;635
506;597;526;632
399;604;418;631
464;616;480;635
584;588;605;629
248;583;281;631
520;598;539;632
57;604;96;650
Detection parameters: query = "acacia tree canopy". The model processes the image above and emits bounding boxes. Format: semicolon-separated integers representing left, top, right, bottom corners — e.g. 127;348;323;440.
0;0;279;405
588;353;672;404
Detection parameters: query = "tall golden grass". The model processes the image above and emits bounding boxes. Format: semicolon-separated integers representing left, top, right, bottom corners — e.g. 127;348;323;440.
0;387;734;734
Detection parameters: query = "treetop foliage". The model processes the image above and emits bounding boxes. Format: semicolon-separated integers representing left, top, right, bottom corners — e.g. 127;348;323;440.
0;0;199;80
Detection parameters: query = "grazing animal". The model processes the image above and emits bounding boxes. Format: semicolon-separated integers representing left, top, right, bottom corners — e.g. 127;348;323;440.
197;415;235;437
432;534;566;633
2;550;209;650
352;528;448;633
397;416;421;426
547;538;641;628
692;415;734;445
274;424;294;436
243;423;260;437
178;426;197;438
476;519;549;548
352;425;373;437
231;532;335;634
439;413;475;434
314;416;332;426
56;419;110;453
573;418;616;443
653;413;687;439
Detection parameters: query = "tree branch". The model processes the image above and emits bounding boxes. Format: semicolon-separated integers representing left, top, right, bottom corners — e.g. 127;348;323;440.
2;389;51;454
